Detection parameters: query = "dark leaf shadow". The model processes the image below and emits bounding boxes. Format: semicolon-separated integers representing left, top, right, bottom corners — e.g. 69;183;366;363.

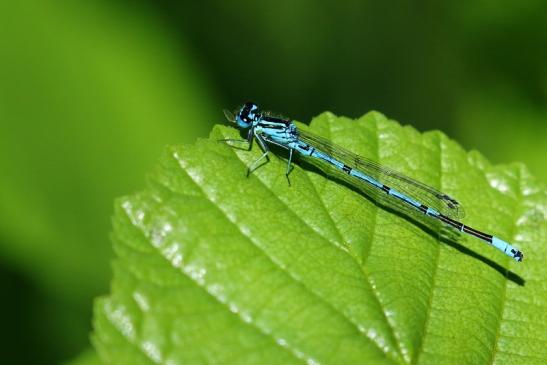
295;156;526;287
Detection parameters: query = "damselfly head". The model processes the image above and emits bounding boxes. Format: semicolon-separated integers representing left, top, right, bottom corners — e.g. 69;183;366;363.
235;101;260;129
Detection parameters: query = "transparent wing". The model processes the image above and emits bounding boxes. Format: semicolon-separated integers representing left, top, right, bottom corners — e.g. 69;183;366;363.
223;109;235;122
297;128;465;219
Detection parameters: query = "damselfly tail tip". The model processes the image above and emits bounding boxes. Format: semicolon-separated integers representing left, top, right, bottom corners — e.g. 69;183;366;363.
493;237;524;263
513;250;524;263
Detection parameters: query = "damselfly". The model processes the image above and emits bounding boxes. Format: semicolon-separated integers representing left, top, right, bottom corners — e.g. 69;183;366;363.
222;102;523;262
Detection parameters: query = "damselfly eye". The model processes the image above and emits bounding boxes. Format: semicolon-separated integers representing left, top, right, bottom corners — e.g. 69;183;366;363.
235;101;260;129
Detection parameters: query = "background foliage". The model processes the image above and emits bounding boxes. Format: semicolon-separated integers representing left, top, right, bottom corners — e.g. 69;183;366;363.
0;0;545;364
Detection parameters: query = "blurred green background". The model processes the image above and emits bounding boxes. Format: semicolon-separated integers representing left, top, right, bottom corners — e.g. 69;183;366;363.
0;1;545;364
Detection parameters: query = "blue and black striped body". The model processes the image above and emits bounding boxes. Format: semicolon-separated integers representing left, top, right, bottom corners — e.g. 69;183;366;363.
232;102;523;262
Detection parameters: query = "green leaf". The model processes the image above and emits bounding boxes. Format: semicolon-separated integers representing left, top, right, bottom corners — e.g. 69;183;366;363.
93;111;547;364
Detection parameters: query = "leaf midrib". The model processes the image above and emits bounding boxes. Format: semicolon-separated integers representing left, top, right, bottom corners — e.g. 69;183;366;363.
171;144;400;364
320;118;407;363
